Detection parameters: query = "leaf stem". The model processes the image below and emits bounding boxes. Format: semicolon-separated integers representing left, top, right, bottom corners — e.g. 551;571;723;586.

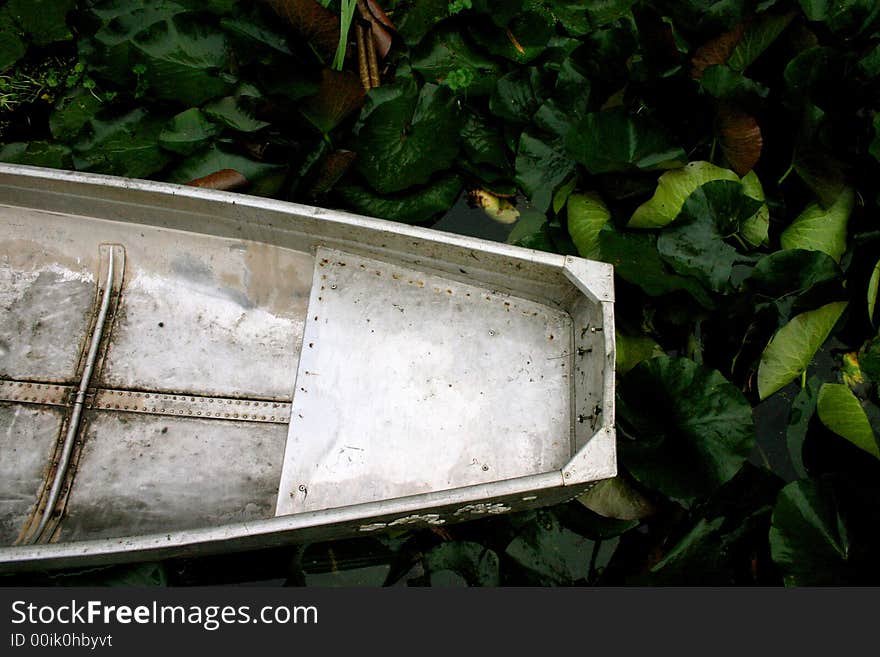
801;369;806;389
777;161;794;186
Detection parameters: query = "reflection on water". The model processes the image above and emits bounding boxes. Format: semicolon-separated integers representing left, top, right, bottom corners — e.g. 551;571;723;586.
431;192;516;243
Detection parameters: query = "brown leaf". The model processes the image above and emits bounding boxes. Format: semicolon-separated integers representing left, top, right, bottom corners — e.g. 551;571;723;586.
265;0;340;58
358;0;395;59
307;149;357;196
185;169;250;191
691;23;747;79
717;104;762;175
300;68;366;134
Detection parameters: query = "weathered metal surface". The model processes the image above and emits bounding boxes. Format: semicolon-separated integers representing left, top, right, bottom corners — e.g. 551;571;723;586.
0;163;616;570
58;412;287;542
0;380;72;407
276;248;573;515
0;404;64;545
92;389;291;424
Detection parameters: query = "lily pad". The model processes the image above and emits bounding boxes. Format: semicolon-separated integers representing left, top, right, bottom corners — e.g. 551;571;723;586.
514;132;575;213
817;384;879;458
411;27;502;96
0;141;72;169
504;510;595;585
489;68;547;124
780;188;853;263
159;108;220;155
6;0;75;46
336;174;462;224
49;89;104;141
567;191;610;259
617;357;755;504
203;96;269;133
166;143;286;196
0;10;26;72
757;300;848;400
615;330;665;375
739;170;769;246
629;161;739;229
576;475;656;521
770;475;880;585
353;81;460;194
747;250;841;299
72;108;171;179
566;110;686;175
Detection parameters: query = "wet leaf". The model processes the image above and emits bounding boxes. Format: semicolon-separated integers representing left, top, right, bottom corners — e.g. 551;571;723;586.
817;384;879;458
747;250;841;299
299;69;365;136
336;174;461;224
770;475;880;585
159;108;220;155
691;22;745;78
787;375;822;480
727;12;794;72
797;0;880;38
468;12;555;64
489;68;547;124
49;89;104;141
394;0;451;47
185;168;248;191
0;10;26;72
629;161;739;229
780;187;854;263
567;192;610;260
461;112;509;169
757;300;848;400
203;96;269;133
615;331;665;375
505;510;594;585
717;104;762;176
353;81;460;194
618;357;755;505
220;16;292;54
565;110;686;175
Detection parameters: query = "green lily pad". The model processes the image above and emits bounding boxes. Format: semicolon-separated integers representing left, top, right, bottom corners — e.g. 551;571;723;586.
770;475;880;585
515;132;575;213
220;15;291;54
159;108;220;155
353;81;460;194
166;143;286;196
757;300;848;400
727;11;794;73
0;10;26;72
203;96;269;133
700;64;770;100
6;0;75;46
618;357;755;505
72;108;171;179
797;0;880;38
461;112;509;170
0;141;72;169
394;0;452;47
505;510;595;585
423;541;500;587
49;88;104;141
411;27;502;96
597;227;714;308
656;179;761;293
817;384;879;458
629;161;739;229
468;11;555;64
787;375;822;480
489;68;547;123
615;330;665;375
567;191;611;260
747;250;841;299
576;475;656;521
566;110;686;175
336;174;462;225
780;187;853;263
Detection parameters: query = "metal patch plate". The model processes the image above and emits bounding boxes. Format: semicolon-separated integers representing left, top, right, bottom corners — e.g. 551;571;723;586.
276;248;573;516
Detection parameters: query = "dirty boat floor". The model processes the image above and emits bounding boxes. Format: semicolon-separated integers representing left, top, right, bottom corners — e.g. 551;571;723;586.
0;204;574;546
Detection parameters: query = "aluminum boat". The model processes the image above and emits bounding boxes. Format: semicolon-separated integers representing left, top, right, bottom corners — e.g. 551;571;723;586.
0;164;615;571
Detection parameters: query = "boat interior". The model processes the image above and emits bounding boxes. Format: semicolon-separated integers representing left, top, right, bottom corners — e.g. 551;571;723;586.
0;168;612;549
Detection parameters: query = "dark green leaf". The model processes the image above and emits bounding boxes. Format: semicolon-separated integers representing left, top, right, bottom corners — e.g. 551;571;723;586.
203;96;269;133
797;0;880;38
727;11;794;72
0;10;26;72
395;0;451;47
336;174;462;224
220;16;291;54
597;227;714;308
423;541;500;586
0;141;72;169
515;132;575;213
49;88;104;141
468;12;555;64
565;110;686;175
353;81;460;194
748;250;841;299
780;187;854;263
72;108;171;179
489;68;547;123
817;384;880;458
783;46;845;109
770;475;880;585
700;64;769;100
656;180;761;293
461;112;509;169
166;143;286;196
787;375;822;480
6;0;74;46
159;108;220;155
618;357;755;504
411;28;502;96
504;510;594;585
